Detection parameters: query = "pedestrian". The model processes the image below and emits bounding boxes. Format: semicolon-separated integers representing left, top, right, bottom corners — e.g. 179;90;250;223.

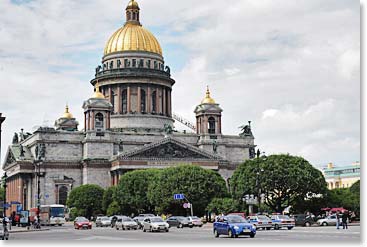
336;211;340;229
342;211;349;229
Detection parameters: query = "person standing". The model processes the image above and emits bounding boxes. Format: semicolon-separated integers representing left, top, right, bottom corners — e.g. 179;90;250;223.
336;211;340;229
342;211;349;229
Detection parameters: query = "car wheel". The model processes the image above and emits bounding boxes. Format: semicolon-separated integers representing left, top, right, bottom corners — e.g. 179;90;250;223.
199;225;203;227
214;229;219;238
143;227;146;232
274;224;280;230
189;225;193;228
287;227;293;230
322;222;328;226
250;233;255;238
116;227;119;230
234;234;239;238
166;228;169;232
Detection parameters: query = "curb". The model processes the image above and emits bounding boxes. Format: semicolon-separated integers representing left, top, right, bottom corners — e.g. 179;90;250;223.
9;228;50;233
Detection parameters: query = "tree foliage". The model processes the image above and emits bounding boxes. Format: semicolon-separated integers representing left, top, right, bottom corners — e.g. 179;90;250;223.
148;165;228;216
67;184;105;218
326;180;360;214
115;169;161;215
106;201;121;216
102;186;116;213
206;198;241;215
230;154;327;213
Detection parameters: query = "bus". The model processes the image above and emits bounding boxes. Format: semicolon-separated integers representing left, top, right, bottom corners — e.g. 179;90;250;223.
31;204;66;226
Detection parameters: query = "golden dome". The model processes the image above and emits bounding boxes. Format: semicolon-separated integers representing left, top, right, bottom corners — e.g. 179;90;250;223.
92;82;105;99
104;23;162;56
104;0;162;56
126;0;139;9
62;105;73;119
201;86;216;104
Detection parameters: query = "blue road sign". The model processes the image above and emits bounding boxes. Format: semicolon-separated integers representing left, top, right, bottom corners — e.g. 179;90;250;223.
174;194;184;200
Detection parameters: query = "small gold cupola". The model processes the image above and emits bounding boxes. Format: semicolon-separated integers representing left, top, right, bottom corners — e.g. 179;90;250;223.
62;105;73;119
92;82;105;99
201;86;216;104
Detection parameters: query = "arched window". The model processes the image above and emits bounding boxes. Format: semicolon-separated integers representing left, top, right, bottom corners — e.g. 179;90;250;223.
152;91;157;112
122;89;127;114
95;113;104;128
208;117;216;134
141;89;146;112
58;186;68;206
127;11;131;21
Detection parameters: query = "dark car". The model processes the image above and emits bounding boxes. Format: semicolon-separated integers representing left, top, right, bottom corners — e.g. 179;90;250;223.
213;215;256;238
292;214;315;227
74;217;92;230
166;216;193;228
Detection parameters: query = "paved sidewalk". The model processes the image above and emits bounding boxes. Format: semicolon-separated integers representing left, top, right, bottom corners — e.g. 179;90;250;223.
8;226;50;233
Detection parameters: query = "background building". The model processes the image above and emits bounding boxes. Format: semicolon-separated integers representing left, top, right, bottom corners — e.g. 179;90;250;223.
1;0;255;214
322;162;360;189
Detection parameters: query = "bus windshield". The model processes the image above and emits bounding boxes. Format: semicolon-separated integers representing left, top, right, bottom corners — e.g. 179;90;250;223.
50;207;65;217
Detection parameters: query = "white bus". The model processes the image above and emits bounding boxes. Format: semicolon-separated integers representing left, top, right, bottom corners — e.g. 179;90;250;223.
39;204;66;226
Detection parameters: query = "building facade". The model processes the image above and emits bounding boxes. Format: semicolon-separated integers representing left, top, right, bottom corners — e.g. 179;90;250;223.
2;0;256;214
322;162;360;190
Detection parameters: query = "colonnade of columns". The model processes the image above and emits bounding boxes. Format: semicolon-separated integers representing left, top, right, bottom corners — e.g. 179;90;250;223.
101;85;172;117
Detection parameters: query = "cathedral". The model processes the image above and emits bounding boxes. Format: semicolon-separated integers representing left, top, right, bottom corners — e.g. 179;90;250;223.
2;0;256;213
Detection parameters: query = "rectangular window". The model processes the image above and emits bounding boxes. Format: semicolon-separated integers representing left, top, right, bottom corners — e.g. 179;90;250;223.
132;59;136;67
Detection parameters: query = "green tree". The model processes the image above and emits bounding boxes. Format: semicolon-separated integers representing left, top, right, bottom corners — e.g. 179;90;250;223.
67;184;105;219
0;187;4;202
102;186;116;213
148;164;228;216
206;198;241;215
326;181;360;214
230;154;327;213
115;169;161;215
106;201;121;216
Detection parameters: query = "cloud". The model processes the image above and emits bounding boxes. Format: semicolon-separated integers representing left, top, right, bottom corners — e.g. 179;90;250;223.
0;0;360;169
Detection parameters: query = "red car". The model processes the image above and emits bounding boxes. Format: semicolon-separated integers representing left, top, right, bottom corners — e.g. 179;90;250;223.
74;217;92;230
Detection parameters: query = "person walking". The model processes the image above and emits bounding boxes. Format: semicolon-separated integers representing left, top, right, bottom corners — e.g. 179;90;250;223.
342;211;349;229
336;211;340;229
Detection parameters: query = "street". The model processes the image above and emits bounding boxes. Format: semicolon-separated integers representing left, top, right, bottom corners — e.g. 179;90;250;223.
9;223;360;241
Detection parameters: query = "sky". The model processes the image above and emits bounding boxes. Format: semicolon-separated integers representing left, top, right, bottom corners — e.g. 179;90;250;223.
0;0;361;169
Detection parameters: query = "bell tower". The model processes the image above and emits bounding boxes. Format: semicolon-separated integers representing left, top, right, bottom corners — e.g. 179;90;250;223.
194;87;222;138
82;82;113;132
125;0;140;24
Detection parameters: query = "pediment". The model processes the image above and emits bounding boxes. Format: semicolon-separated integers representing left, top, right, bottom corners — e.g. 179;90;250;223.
117;137;221;161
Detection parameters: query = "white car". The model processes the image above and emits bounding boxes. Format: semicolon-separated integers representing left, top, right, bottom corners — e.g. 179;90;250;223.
96;216;111;227
142;217;169;232
187;216;203;227
115;216;138;230
317;214;347;226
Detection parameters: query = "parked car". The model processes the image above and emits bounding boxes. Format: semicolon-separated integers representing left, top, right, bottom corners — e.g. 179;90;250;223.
0;224;9;240
270;215;295;230
142;217;169;232
166;216;193;228
74;217;92;230
138;214;155;218
187;216;203;227
227;212;246;218
133;216;145;229
95;216;111;227
115;216;139;230
110;215;125;228
317;214;347;226
247;215;273;230
213;215;256;238
292;214;315;227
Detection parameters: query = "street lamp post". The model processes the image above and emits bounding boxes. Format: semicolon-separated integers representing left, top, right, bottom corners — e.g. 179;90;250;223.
34;160;42;221
2;172;7;224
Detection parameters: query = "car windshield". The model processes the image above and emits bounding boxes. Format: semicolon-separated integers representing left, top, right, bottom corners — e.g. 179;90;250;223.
77;217;88;222
177;217;186;220
123;217;133;222
278;215;290;220
101;217;109;220
258;216;269;220
150;217;164;222
226;216;247;223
